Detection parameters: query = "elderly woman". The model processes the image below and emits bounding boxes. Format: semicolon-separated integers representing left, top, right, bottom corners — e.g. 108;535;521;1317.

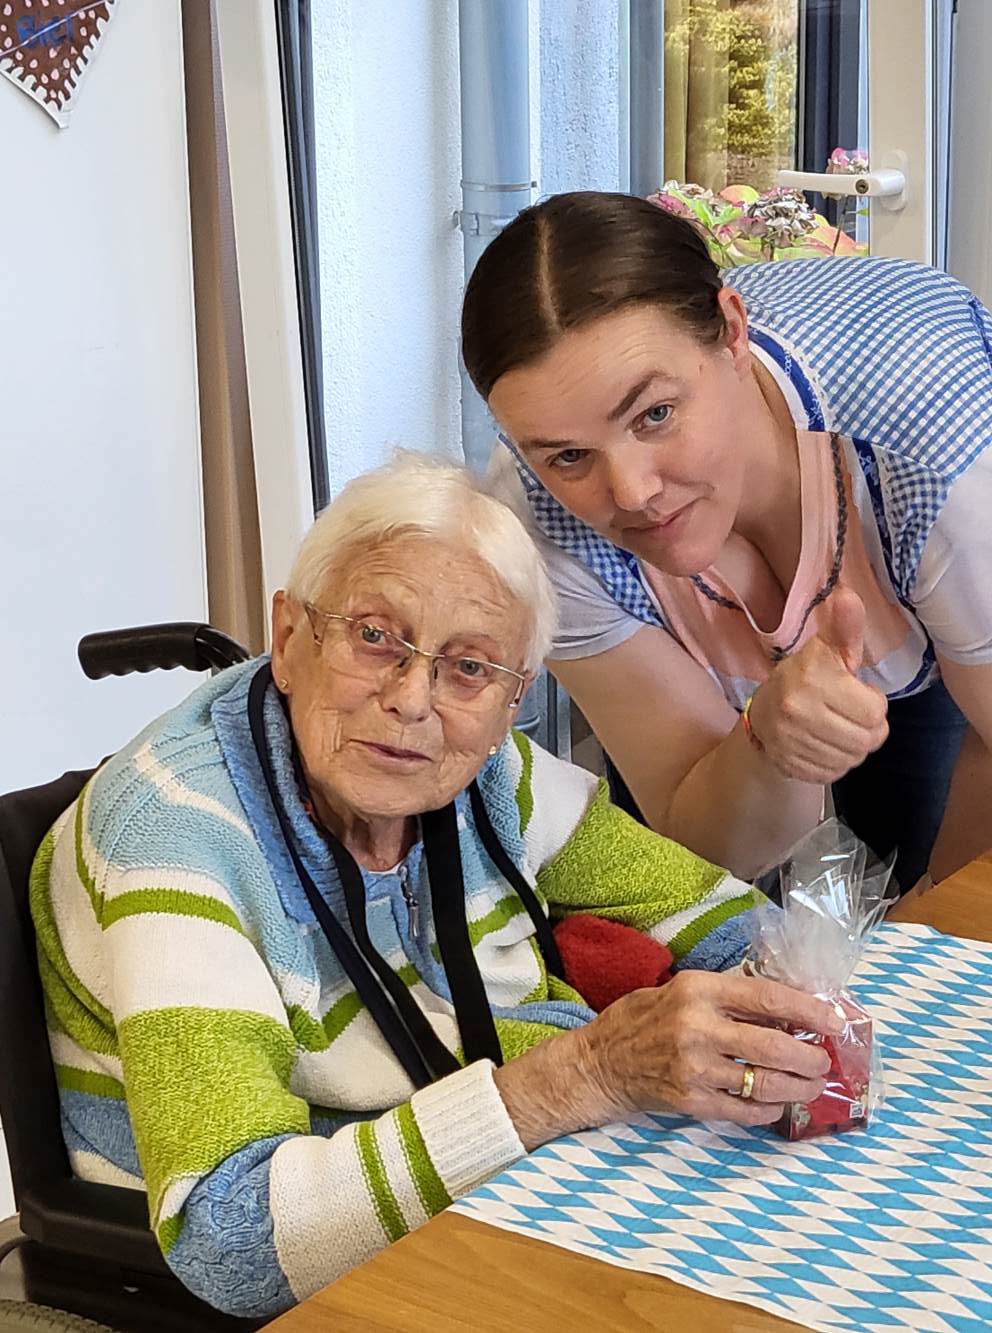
31;454;840;1320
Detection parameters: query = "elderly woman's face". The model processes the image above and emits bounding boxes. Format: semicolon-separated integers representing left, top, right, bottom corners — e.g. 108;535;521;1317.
271;535;531;822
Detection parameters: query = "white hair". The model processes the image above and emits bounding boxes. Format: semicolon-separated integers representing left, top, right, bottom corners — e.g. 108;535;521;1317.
286;451;557;672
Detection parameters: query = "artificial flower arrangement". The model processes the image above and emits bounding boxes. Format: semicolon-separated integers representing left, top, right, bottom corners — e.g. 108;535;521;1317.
649;148;870;267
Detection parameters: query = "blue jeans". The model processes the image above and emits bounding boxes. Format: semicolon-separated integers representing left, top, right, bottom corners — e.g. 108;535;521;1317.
605;679;968;895
832;677;968;893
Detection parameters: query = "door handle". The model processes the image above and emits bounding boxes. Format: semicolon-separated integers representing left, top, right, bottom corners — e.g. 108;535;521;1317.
777;153;907;212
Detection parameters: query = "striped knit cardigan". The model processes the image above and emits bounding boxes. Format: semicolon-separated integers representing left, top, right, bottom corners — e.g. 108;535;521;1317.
31;659;756;1318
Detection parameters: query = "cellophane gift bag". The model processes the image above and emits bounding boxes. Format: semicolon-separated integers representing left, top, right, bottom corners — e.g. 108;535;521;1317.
746;821;896;1141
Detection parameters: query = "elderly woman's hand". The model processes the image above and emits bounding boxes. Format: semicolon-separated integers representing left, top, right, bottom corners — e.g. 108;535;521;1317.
494;971;844;1150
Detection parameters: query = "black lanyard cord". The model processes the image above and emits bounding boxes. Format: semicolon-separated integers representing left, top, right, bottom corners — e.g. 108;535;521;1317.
468;782;564;980
421;801;504;1068
325;831;461;1082
246;662;560;1087
248;663;436;1088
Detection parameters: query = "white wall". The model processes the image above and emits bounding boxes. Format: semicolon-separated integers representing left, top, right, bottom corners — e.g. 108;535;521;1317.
537;0;622;197
0;0;206;1215
311;0;464;497
310;0;624;495
0;0;206;796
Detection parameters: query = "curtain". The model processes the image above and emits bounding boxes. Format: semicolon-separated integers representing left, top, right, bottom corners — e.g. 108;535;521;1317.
664;0;731;190
664;0;799;193
181;0;267;655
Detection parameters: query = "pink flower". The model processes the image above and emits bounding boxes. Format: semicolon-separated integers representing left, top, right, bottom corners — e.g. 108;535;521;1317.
720;184;759;207
670;181;718;202
644;178;868;268
828;147;869;174
649;190;694;219
734;214;768;238
712;222;741;244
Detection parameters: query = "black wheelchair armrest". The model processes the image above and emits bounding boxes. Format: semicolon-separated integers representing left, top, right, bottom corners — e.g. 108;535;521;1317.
19;1178;171;1276
78;625;250;680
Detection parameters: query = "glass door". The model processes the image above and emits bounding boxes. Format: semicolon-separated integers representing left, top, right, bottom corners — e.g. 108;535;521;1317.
636;0;947;267
657;0;804;195
861;0;942;264
645;0;869;263
790;0;945;266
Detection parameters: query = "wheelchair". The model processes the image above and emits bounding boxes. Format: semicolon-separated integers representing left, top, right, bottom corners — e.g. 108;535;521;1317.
0;625;271;1332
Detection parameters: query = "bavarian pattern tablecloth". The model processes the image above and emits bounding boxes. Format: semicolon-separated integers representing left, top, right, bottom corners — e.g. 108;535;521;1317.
454;923;992;1332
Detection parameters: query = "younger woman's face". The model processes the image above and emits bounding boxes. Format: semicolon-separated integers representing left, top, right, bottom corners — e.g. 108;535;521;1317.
487;291;755;577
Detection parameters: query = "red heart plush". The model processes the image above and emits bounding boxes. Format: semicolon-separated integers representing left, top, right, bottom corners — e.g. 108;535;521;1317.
553;914;674;1013
1;0;119;128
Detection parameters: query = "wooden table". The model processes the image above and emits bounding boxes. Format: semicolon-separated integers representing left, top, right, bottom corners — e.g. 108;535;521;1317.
268;856;992;1333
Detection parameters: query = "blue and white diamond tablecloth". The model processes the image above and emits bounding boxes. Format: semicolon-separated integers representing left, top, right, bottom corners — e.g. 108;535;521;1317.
454;923;992;1332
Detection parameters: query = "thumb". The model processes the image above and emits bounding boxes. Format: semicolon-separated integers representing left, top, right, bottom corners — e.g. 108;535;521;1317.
820;587;866;675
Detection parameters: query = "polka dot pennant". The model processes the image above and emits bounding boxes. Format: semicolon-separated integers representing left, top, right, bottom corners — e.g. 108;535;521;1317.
0;0;119;128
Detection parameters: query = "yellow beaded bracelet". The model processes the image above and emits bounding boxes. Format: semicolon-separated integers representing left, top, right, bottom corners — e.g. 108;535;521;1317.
741;693;764;753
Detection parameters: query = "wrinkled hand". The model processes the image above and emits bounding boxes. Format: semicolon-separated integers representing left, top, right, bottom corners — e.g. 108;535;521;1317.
749;588;889;784
576;969;843;1128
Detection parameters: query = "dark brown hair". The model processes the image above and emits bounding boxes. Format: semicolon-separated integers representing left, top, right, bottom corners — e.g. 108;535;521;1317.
461;191;726;401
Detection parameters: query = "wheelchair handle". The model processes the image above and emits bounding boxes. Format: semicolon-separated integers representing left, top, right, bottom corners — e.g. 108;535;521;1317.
78;624;250;679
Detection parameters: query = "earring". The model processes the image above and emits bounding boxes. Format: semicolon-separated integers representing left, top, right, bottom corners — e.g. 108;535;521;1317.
488;744;499;756
279;678;289;690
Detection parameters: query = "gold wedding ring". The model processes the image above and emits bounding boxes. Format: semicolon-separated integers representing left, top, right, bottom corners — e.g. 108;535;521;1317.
739;1063;756;1100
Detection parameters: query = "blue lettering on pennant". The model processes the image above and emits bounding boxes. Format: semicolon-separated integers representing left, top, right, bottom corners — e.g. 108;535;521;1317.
15;15;75;51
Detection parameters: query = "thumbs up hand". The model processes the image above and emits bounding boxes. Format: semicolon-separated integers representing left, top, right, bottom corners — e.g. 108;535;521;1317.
821;586;866;676
746;589;889;786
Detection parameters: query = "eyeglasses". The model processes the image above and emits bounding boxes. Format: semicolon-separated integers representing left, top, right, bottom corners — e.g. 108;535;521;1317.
303;604;528;708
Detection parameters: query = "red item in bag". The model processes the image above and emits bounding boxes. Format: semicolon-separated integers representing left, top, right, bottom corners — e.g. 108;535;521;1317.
746;818;894;1143
773;993;873;1141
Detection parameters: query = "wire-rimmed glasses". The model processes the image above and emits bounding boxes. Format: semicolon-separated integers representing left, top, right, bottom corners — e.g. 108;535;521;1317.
303;603;528;709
